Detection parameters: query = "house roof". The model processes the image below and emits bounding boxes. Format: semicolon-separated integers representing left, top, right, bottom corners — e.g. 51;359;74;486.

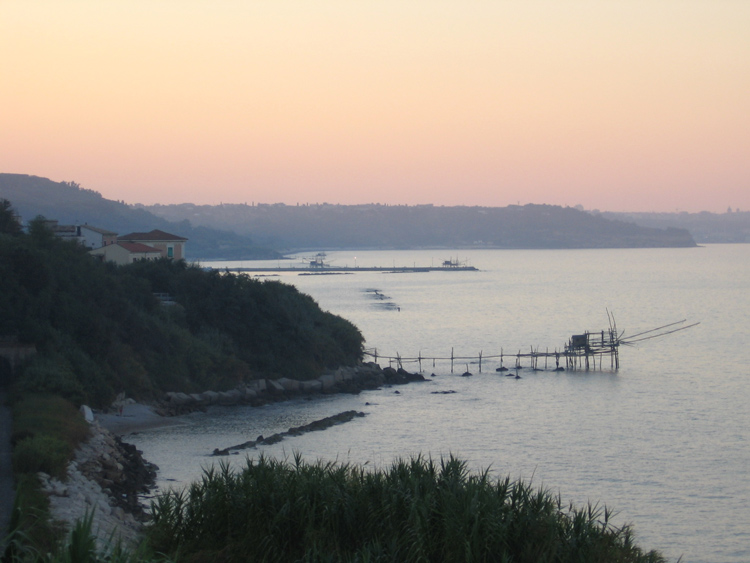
117;241;162;254
118;229;188;242
81;224;118;236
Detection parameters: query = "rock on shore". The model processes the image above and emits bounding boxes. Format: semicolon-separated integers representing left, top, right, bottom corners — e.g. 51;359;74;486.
160;362;427;415
37;421;156;550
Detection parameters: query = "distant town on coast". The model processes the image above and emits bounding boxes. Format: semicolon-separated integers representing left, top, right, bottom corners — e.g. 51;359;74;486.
2;173;749;261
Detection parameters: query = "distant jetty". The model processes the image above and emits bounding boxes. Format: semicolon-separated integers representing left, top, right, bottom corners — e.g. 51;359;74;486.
228;265;478;274
214;253;478;274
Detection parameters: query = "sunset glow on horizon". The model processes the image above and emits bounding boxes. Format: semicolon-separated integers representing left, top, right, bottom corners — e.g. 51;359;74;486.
2;1;749;212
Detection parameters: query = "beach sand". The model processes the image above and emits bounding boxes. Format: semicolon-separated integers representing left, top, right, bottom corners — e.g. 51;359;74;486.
96;403;186;435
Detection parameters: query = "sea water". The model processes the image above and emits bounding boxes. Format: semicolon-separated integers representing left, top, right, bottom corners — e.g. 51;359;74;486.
128;245;750;563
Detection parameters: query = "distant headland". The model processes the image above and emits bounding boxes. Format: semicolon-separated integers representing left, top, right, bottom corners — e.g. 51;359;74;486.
0;173;706;259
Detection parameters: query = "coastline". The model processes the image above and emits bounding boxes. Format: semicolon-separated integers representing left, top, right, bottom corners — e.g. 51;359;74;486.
39;421;157;550
44;363;426;550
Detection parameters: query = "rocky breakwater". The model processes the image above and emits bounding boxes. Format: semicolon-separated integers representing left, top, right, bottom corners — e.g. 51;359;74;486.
37;421;157;550
212;410;367;456
161;362;426;415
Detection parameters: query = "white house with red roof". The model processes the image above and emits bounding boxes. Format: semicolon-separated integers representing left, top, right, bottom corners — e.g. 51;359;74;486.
89;229;187;265
89;241;162;265
117;229;188;260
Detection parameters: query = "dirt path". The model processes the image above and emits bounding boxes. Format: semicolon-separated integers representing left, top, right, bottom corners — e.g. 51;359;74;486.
0;390;15;541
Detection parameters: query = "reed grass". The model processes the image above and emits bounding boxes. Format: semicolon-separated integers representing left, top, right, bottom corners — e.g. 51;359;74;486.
147;454;666;563
3;509;175;563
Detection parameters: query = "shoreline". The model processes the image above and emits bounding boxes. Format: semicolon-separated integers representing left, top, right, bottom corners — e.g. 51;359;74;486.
44;363;427;549
39;421;157;550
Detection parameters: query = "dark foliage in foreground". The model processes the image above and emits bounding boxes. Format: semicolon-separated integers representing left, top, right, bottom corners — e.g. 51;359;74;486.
148;455;666;563
0;206;363;407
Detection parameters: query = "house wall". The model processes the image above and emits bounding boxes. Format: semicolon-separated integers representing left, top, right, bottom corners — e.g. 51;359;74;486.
79;227;117;249
146;242;185;260
80;229;102;249
129;251;161;263
90;244;130;265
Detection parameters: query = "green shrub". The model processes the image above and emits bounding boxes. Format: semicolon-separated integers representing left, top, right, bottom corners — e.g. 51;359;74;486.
11;395;90;451
17;356;86;406
12;434;72;479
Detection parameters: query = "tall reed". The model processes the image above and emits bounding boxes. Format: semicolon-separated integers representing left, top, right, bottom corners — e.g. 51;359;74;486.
147;454;666;562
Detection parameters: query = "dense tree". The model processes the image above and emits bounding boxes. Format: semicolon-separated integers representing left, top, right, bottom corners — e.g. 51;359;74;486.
0;198;22;235
0;205;363;407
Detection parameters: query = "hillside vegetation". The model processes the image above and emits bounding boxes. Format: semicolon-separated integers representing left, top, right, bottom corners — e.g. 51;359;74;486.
147;201;697;250
0;202;363;408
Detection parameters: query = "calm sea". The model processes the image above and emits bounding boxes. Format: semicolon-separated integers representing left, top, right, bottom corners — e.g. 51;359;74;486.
129;245;750;563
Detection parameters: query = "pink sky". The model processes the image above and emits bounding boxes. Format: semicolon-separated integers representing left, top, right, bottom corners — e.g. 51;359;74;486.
2;1;748;212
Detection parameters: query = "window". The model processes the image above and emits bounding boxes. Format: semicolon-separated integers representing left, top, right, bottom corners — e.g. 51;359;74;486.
167;246;174;258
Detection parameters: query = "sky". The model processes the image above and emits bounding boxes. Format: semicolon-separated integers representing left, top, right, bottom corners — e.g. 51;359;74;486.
1;1;749;212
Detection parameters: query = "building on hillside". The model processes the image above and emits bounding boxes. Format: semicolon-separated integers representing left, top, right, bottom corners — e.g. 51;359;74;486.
45;220;79;241
89;241;163;265
45;220;118;249
79;224;118;249
117;229;187;260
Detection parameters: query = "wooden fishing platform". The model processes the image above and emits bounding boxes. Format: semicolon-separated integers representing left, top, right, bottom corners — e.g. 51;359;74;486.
364;317;699;374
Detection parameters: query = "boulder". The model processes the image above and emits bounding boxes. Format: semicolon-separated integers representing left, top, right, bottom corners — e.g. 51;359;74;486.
80;405;94;423
300;380;323;393
318;374;336;390
382;366;398;379
266;379;285;394
277;377;300;392
169;392;193;406
218;390;242;405
200;390;220;405
247;379;267;393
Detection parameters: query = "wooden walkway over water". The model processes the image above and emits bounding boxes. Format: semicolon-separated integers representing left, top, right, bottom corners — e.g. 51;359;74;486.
364;319;698;374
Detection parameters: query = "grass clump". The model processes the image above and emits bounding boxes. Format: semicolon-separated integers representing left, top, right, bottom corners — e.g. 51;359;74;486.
11;435;71;480
11;394;89;480
3;394;90;558
3;509;176;563
147;454;666;563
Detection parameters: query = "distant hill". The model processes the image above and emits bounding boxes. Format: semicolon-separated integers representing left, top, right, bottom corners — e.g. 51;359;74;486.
145;202;697;250
601;210;750;244
0;174;279;259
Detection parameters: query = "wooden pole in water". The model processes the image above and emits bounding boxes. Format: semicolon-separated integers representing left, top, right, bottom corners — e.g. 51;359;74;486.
418;351;422;373
479;351;482;373
451;347;454;374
